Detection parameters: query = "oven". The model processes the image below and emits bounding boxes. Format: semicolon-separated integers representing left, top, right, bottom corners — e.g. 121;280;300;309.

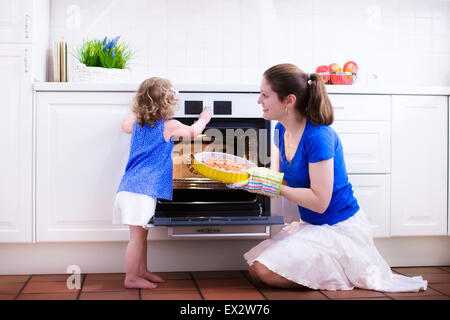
148;90;284;239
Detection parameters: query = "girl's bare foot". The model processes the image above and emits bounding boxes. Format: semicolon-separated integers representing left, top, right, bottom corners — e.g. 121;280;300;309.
124;276;158;289
139;271;165;283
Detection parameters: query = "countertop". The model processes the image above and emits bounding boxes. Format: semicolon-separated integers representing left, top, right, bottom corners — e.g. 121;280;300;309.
33;82;450;95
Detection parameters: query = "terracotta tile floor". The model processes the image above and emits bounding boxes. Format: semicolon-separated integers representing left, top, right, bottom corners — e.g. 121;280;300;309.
1;266;449;300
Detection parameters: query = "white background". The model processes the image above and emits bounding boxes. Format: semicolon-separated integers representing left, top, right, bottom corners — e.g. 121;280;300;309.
51;0;450;86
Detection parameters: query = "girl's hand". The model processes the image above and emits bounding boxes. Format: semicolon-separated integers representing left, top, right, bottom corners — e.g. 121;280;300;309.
198;106;213;124
164;106;212;140
121;113;136;134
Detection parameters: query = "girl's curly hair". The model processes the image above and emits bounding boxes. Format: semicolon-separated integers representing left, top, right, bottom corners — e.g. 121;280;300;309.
132;77;179;127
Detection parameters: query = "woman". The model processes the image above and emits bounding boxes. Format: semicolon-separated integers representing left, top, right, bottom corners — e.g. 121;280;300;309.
230;63;427;292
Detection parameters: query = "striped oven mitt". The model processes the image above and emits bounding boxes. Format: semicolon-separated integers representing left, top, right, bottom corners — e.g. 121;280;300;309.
227;167;284;198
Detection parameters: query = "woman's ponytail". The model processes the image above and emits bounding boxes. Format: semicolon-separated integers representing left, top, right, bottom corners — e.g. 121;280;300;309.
263;64;334;126
306;73;334;125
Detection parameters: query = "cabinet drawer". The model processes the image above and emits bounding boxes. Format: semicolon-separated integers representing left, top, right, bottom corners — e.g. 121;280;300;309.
329;94;391;121
349;174;390;238
331;121;390;174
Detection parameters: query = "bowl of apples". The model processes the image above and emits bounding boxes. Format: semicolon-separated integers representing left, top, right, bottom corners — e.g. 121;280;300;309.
315;61;358;85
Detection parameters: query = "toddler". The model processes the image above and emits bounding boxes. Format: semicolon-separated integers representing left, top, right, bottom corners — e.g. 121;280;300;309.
114;77;212;289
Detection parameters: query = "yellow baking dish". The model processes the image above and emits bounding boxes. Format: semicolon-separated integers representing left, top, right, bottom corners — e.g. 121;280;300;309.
193;152;257;184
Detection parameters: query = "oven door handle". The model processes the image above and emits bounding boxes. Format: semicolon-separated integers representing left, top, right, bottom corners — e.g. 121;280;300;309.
167;226;270;238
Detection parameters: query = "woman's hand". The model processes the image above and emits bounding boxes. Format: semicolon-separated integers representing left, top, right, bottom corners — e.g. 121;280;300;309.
227;167;284;198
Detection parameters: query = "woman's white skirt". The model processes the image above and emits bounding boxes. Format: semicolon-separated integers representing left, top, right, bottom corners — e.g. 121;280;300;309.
244;209;427;292
113;191;156;229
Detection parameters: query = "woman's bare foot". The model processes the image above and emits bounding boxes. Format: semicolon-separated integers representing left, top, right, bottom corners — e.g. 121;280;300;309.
139;271;165;283
124;276;158;289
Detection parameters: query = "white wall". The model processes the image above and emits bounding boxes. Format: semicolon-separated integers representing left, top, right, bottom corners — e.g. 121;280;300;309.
50;0;450;86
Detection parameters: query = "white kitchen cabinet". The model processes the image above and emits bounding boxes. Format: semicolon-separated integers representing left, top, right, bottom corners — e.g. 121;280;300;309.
391;95;448;236
35;92;133;242
0;45;32;242
329;94;391;174
330;94;391;237
329;94;391;121
331;121;390;174
349;175;390;237
0;0;48;44
0;0;48;243
0;0;31;43
276;175;390;238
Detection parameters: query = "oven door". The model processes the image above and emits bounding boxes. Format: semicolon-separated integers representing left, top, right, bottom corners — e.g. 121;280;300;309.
149;117;284;237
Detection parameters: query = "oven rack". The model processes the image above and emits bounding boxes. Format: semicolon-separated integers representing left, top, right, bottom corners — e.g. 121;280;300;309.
173;178;227;189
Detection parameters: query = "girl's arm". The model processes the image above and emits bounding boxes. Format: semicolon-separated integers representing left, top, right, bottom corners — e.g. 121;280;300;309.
164;106;212;141
121;113;137;134
279;158;334;213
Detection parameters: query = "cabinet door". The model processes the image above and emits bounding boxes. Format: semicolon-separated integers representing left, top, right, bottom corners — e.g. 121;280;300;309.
36;92;133;242
0;0;31;43
391;96;447;236
329;94;390;121
349;175;390;238
331;121;390;174
0;45;32;242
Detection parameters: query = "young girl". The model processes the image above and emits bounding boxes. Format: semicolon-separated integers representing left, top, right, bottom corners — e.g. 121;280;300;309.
230;64;427;292
114;77;212;289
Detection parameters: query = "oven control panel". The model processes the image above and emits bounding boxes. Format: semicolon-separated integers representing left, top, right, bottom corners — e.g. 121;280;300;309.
175;92;262;118
184;100;232;115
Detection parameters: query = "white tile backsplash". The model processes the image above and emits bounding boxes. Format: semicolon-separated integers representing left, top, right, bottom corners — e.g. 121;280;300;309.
433;18;450;35
415;0;433;18
416;17;433;35
51;0;450;86
432;0;449;19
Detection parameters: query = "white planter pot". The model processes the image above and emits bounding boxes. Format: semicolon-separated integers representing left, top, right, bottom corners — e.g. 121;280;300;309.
71;60;131;83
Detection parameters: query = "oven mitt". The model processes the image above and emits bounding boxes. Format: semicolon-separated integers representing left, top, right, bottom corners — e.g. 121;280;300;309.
227;167;284;198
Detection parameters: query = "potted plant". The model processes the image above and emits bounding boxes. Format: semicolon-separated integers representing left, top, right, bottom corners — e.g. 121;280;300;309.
72;36;134;82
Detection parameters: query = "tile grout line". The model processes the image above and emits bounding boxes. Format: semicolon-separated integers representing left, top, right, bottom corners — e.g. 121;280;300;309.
427;284;450;297
378;286;394;300
76;274;87;300
14;275;33;300
393;268;450;297
240;270;269;300
189;272;205;300
437;266;450;273
318;290;332;300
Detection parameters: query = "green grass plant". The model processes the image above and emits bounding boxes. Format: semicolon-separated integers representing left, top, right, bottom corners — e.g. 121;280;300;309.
74;36;133;69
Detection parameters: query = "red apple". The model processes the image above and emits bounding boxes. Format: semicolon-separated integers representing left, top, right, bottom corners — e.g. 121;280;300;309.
315;65;330;84
343;61;358;73
328;63;341;73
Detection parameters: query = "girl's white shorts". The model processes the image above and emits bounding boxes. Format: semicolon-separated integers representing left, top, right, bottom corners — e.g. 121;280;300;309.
113;191;156;229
